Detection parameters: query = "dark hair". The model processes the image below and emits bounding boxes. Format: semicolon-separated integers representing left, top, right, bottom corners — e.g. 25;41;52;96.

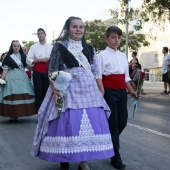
132;51;137;57
6;40;24;58
65;16;82;31
163;47;168;53
37;28;46;34
0;53;6;62
106;26;122;37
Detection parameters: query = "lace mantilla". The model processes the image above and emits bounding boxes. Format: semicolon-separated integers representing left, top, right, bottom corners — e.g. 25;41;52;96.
40;109;113;154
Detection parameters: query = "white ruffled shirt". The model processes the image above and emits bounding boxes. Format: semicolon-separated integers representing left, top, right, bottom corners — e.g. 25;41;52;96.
97;47;131;83
67;38;83;67
67;38;83;52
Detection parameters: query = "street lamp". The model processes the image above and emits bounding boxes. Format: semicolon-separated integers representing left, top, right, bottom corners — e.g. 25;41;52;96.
119;0;129;58
125;1;129;58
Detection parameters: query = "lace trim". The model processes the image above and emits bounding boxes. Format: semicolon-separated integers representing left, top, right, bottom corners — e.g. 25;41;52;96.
68;38;83;52
40;134;113;154
40;109;113;154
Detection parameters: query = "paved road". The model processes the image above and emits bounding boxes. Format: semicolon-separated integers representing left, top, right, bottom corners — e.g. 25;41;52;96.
143;81;163;89
0;98;170;170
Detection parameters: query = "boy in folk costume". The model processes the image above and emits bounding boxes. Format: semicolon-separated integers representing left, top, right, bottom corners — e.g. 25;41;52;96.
97;26;138;169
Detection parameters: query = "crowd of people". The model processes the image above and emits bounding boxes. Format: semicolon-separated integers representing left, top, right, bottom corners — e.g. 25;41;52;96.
0;16;140;170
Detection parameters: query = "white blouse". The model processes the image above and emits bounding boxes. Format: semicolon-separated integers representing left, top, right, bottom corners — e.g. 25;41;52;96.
68;38;83;52
97;47;131;83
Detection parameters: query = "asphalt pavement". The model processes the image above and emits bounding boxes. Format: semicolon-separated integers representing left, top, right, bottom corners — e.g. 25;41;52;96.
140;81;170;102
0;81;170;170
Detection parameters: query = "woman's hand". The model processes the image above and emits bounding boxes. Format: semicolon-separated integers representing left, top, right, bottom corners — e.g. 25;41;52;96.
96;79;105;96
101;89;105;96
53;89;62;104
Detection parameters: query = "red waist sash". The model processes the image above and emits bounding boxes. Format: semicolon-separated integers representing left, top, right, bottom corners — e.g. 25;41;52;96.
33;62;48;73
25;70;31;78
102;74;126;89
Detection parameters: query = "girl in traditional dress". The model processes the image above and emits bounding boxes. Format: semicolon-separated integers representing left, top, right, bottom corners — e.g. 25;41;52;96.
31;16;114;170
0;53;7;77
0;40;37;122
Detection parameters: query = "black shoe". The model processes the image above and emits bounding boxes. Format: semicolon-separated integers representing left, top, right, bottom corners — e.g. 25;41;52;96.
78;165;82;170
111;156;126;169
160;91;168;94
9;118;15;122
60;162;69;169
14;118;20;122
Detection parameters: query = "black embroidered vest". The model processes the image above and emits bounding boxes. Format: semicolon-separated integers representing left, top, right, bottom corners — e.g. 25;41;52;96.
58;43;94;68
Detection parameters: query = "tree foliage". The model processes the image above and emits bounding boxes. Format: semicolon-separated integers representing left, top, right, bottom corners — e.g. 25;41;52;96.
140;0;170;26
84;20;107;52
120;31;150;51
22;41;36;51
84;19;150;52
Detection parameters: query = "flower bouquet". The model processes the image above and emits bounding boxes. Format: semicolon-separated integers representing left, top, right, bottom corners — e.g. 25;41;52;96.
49;71;72;118
0;78;6;92
131;71;145;118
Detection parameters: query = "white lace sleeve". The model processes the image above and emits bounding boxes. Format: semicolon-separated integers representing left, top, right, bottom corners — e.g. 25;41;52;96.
91;48;100;79
95;53;103;79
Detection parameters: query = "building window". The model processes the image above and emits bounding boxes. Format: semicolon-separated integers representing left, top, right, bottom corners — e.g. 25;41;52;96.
154;54;158;63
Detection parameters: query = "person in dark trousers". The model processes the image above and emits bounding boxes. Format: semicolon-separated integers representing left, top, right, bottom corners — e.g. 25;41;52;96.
26;28;53;110
160;47;170;95
97;26;138;169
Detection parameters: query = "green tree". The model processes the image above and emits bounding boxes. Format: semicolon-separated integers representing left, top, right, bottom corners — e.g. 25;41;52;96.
155;70;162;81
22;41;36;51
51;40;55;45
140;0;170;27
84;19;150;52
120;31;150;51
84;20;107;52
109;1;151;51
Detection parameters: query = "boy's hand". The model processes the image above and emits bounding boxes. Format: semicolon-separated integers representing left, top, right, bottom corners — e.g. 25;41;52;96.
130;91;140;99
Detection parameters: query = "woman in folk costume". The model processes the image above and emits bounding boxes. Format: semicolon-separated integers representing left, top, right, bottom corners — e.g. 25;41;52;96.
31;16;114;170
0;40;37;122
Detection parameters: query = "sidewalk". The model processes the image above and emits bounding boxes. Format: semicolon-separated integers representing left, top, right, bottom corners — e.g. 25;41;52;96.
141;81;170;102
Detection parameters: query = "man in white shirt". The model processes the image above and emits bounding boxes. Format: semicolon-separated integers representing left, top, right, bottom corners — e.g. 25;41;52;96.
161;47;170;95
27;28;53;110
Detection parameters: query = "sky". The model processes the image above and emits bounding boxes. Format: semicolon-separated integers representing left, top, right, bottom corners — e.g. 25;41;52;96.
0;0;142;52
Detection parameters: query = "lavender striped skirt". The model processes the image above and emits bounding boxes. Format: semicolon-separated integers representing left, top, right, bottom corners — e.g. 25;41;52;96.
39;107;114;162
